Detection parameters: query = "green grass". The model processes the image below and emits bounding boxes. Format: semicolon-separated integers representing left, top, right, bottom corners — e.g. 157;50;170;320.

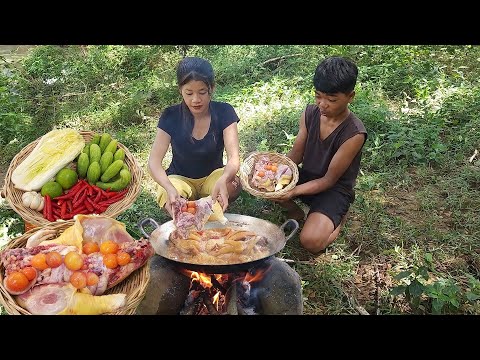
1;45;480;315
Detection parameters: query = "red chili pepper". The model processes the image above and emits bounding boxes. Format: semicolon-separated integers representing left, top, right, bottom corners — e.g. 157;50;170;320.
86;197;103;212
66;200;73;213
63;206;88;219
84;200;94;212
72;185;88;203
45;195;54;222
99;206;109;213
73;191;88;208
43;197;48;219
60;202;67;218
94;189;102;202
51;201;60;210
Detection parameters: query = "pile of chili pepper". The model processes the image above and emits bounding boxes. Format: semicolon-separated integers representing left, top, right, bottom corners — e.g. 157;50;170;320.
42;179;128;221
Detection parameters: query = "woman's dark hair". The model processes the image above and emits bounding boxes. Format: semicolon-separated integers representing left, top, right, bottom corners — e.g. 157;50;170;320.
177;57;216;144
313;56;358;94
177;57;215;92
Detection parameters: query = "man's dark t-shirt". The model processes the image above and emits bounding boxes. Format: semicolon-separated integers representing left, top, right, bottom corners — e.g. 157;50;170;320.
157;101;239;179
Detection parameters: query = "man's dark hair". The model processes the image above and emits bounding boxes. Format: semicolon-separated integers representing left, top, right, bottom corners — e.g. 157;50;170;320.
176;57;215;92
313;56;358;94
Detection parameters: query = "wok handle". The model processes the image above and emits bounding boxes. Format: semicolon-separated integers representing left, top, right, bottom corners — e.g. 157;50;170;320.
137;218;160;239
280;219;299;242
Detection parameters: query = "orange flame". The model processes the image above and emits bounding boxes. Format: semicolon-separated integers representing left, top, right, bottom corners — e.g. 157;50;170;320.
244;265;271;284
190;271;213;288
213;292;220;311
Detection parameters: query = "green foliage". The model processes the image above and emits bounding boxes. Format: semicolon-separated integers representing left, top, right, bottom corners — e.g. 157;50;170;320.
2;45;480;315
391;253;480;314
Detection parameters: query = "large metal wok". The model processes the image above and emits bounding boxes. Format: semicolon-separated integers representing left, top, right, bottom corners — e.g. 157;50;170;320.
138;214;298;274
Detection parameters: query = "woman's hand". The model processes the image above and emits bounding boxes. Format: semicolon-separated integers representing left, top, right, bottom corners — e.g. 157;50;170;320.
164;187;179;218
211;175;229;211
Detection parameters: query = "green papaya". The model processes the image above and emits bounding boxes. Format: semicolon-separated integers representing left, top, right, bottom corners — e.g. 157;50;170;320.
100;160;124;182
87;161;101;184
82;144;90;155
77;153;90;179
104;139;118;155
100;151;114;175
89;144;102;164
113;148;125;162
96;169;131;191
99;133;112;153
91;133;101;145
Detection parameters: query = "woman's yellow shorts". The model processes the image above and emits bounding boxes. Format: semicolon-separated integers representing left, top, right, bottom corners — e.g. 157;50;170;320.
156;167;225;207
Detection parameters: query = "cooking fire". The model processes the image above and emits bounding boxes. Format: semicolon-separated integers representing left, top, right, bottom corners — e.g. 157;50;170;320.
178;266;271;315
136;256;303;315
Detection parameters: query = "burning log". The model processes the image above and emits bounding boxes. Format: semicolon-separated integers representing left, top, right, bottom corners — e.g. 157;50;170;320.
210;275;226;294
180;290;204;315
225;285;238;315
203;293;220;315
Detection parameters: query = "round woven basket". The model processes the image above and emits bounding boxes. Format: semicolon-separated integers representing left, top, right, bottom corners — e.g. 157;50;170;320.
239;151;299;199
3;130;143;227
0;221;150;315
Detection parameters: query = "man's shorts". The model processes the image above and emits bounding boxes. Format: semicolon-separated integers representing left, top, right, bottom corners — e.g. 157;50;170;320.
297;168;354;229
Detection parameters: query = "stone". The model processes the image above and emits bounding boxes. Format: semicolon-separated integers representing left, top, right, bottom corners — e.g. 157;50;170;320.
135;255;191;315
250;257;303;315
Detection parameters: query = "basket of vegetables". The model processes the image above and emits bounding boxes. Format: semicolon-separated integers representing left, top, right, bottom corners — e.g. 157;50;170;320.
2;129;143;227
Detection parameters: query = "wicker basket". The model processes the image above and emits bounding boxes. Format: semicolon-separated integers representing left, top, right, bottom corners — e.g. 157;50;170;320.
239;151;299;199
3;130;143;227
0;221;150;315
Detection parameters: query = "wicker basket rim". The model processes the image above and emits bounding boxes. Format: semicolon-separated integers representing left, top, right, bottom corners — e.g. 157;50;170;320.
0;220;150;315
4;130;143;226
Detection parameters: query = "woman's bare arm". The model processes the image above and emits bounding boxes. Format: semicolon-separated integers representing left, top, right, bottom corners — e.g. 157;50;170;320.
148;128;177;196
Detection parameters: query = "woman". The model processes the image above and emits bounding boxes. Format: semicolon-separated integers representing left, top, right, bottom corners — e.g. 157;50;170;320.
148;57;241;217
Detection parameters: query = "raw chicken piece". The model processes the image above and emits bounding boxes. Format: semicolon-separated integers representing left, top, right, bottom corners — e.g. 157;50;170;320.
16;283;126;315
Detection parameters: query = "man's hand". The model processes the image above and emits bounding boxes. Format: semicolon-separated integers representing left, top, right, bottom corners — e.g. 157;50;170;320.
270;189;296;202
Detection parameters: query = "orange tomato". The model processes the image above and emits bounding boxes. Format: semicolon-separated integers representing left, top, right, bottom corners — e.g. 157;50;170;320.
257;171;265;177
116;251;131;266
5;271;29;292
186;207;196;214
86;272;99;286
31;253;48;271
270;165;278;172
20;267;37;281
100;240;119;255
181;205;188;212
64;251;83;271
187;201;196;208
82;241;100;255
103;253;118;269
69;271;87;289
265;164;272;170
46;251;63;268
